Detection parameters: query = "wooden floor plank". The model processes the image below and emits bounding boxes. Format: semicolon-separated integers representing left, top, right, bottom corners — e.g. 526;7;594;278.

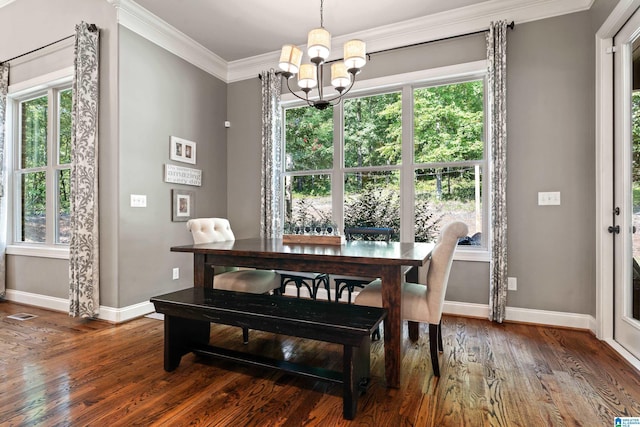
0;301;639;426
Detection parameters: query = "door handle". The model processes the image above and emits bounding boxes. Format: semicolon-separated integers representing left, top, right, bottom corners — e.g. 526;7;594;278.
608;225;620;234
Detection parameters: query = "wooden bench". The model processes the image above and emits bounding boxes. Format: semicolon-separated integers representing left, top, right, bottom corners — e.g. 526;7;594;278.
150;287;387;420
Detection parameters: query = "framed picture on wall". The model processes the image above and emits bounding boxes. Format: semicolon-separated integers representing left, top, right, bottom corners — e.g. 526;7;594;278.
172;189;195;222
170;136;197;164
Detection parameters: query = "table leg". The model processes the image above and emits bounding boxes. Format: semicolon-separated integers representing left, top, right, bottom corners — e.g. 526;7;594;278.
193;253;205;287
379;265;402;388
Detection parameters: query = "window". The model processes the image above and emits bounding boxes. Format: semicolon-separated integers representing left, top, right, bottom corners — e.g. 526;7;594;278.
284;105;334;233
282;63;488;256
12;84;72;246
413;81;485;244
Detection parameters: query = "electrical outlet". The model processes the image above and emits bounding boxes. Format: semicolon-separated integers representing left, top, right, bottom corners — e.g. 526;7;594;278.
508;277;517;291
172;268;179;280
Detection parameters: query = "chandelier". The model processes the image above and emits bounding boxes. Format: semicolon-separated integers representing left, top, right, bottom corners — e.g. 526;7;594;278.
278;0;367;110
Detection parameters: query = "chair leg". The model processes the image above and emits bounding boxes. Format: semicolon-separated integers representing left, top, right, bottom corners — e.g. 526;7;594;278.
408;321;420;341
437;321;443;352
428;323;440;377
372;326;381;341
312;274;332;301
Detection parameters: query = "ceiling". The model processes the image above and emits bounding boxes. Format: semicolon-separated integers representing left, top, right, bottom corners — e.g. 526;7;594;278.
132;0;490;62
107;0;592;82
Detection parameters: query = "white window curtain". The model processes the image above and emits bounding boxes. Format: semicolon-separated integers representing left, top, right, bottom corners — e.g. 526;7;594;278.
260;69;283;238
69;22;100;318
0;63;8;299
487;21;509;322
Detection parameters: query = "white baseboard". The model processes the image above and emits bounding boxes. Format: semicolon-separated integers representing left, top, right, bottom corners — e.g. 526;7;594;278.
5;289;69;312
443;300;596;331
3;289;156;323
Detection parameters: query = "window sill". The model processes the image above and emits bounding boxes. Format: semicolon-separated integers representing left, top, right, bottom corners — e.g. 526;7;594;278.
7;245;70;260
454;249;490;262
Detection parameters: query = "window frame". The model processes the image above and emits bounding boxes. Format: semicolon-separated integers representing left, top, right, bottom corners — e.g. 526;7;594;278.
6;68;73;259
281;60;490;262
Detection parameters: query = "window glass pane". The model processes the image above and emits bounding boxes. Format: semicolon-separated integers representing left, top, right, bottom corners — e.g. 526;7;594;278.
285;106;333;171
344;171;400;240
57;169;71;244
344;92;402;168
21;171;46;243
284;174;333;233
58;89;72;165
21;95;48;169
414;166;481;244
414;81;484;164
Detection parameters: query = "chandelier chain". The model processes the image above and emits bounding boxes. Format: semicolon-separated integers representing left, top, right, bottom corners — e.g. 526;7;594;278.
320;0;324;28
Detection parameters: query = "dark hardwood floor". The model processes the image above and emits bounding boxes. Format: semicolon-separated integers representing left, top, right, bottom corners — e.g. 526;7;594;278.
0;300;639;426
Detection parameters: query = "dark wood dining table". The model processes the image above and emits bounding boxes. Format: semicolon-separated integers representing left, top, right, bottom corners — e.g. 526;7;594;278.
170;238;434;388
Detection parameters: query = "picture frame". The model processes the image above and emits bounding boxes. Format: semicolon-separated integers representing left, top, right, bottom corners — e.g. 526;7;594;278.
170;136;196;164
172;189;195;222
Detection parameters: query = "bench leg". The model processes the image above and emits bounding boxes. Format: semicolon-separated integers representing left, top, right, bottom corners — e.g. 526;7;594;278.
164;315;210;372
342;338;371;420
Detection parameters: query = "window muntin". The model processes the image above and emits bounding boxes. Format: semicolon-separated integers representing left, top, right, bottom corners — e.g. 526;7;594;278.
282;71;487;251
14;85;72;245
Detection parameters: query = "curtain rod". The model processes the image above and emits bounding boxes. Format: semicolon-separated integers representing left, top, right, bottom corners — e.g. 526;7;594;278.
259;21;514;80
368;20;515;58
0;23;98;65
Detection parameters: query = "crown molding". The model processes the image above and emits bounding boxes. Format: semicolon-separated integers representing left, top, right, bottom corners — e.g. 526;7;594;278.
0;0;16;7
107;0;228;81
228;0;593;82
108;0;593;84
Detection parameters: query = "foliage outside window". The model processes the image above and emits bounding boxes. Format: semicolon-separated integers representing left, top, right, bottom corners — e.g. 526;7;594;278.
284;106;333;231
413;81;485;244
283;76;486;247
14;86;72;245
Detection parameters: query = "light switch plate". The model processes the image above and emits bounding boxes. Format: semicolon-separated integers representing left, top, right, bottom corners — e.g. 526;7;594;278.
538;191;560;206
130;194;147;208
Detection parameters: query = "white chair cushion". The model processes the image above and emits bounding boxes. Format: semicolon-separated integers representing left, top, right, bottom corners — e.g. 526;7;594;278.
214;270;281;293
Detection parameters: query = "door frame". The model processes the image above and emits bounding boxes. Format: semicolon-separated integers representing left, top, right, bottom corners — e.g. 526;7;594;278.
596;0;640;370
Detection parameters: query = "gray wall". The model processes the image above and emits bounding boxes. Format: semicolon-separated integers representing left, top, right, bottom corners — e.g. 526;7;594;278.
228;11;599;316
506;12;595;315
1;0;118;301
1;1;227;309
117;27;228;307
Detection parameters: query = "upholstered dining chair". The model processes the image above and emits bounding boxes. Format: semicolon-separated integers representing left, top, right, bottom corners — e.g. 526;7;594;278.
186;218;281;342
354;221;468;377
332;227;393;303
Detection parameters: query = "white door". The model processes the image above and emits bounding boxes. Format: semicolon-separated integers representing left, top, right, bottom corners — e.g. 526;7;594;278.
613;10;640;360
